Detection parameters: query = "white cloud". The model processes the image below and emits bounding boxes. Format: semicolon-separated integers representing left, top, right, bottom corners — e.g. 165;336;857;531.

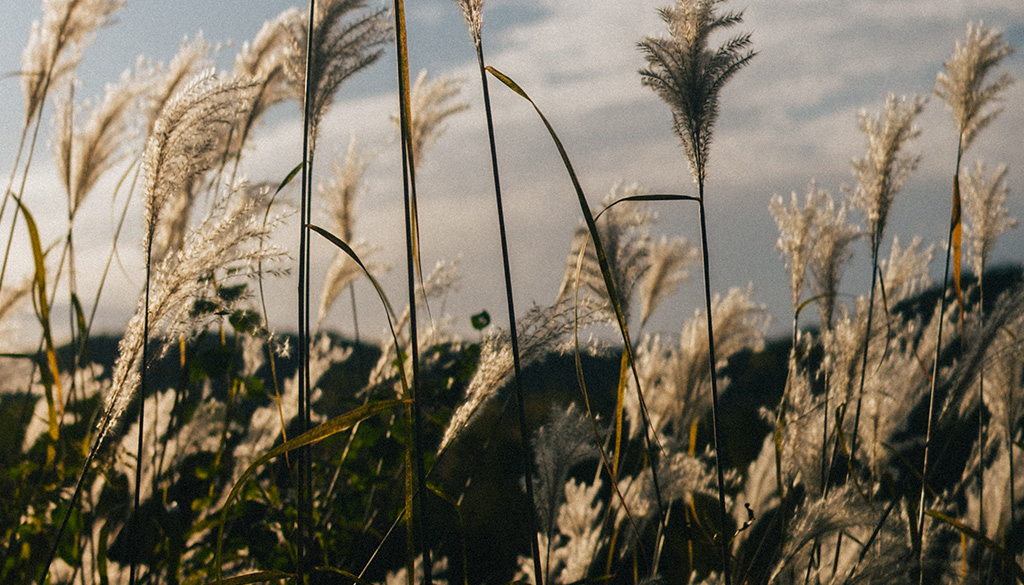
2;0;1022;346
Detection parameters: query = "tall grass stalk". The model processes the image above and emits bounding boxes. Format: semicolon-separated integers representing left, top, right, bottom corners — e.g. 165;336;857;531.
639;1;756;580
452;0;544;581
297;2;317;578
392;1;433;582
922;24;1013;580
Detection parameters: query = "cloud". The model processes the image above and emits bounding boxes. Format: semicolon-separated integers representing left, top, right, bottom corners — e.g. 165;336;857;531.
3;0;1022;345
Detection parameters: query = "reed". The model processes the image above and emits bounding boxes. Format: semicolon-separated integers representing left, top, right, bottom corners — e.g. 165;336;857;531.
1;3;1023;585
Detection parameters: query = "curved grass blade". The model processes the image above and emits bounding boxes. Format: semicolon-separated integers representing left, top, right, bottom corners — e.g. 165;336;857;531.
13;194;62;439
214;399;406;583
487;65;668;559
309;224;408;394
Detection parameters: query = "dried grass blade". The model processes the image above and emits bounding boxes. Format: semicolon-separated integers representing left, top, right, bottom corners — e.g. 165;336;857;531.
951;174;965;336
392;1;432;581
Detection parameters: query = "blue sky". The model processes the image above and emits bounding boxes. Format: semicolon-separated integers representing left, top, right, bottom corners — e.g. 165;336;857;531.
2;0;1023;347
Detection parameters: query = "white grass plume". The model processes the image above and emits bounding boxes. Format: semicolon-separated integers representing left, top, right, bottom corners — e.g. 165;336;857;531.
639;235;696;328
638;0;755;185
438;297;604;452
770;183;826;314
396;70;469;169
54;67;144;213
452;0;483;45
520;477;606;585
21;0;124;124
143;34;213;134
961;161;1015;277
229;10;296;162
850;94;925;249
935;22;1015;153
282;0;390;148
142;70;259;263
557;184;656;326
808;192;860;329
625;285;767;442
315;138;388;330
99;184;287;451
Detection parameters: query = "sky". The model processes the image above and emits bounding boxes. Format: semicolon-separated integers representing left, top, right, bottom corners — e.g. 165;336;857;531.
1;0;1023;350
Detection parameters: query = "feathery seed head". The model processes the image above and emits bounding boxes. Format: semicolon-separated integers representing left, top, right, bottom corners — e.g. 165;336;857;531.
21;0;124;124
532;403;598;536
55;67;144;213
145;34;214;135
282;0;390;148
850;94;925;249
100;183;287;451
439;298;604;452
229;10;298;156
639;0;755;186
640;235;697;327
315;138;374;328
321;136;367;242
557;184;656;325
935;22;1014;153
770;182;828;312
626;285;766;441
808;192;859;329
142;70;261;263
403;71;469;168
962;161;1015;276
235;10;297;80
452;0;484;45
879;236;934;305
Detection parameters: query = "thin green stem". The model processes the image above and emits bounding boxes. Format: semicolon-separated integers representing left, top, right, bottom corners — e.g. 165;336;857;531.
697;187;731;585
918;139;964;584
297;0;317;580
473;39;544;585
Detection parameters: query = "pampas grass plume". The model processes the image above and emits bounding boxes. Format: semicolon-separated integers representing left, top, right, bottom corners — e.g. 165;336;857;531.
935;21;1015;153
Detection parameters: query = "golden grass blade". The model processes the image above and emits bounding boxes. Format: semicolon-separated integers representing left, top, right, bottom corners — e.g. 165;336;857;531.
391;4;432;581
13;194;62;439
951;174;965;335
393;0;427;317
214;399;406;583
